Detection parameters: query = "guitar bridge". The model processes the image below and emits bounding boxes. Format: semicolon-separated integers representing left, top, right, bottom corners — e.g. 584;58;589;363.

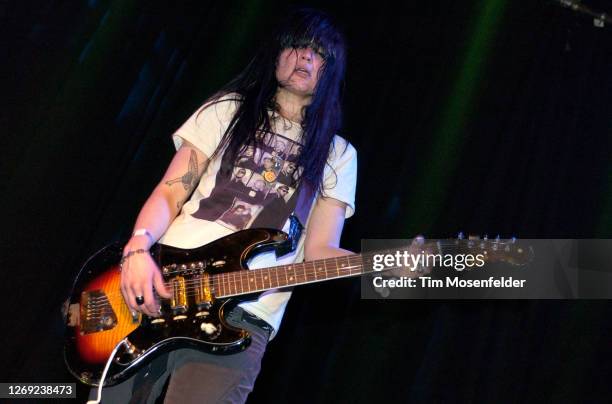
80;290;117;334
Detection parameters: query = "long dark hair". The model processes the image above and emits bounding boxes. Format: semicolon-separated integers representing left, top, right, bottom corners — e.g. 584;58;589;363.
204;8;347;193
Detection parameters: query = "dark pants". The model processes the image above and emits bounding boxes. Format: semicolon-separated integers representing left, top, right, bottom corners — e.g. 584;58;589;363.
89;308;271;404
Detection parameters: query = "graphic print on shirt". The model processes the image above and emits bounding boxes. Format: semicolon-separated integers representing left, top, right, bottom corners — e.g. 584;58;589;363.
192;131;303;230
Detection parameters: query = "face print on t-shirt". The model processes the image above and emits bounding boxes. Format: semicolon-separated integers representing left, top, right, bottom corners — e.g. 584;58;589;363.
191;131;303;231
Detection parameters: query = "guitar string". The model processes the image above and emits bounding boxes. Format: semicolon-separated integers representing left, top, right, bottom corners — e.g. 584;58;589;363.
84;253;423;316
82;242;517;316
82;255;453;318
155;242;515;278
82;243;511;317
83;262;426;318
83;263;367;317
85;245;437;305
87;272;370;319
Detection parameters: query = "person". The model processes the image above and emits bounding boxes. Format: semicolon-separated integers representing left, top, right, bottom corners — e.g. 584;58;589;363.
95;8;357;404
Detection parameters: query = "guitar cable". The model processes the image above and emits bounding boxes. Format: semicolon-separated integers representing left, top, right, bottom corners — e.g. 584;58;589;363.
87;338;129;404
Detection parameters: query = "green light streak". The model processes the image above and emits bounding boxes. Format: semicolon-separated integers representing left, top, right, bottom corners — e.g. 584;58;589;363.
402;0;507;235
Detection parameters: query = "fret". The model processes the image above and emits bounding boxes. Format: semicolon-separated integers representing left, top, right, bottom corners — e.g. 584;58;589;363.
347;256;355;275
356;256;364;274
258;268;265;291
232;272;240;295
312;261;320;282
338;255;349;276
274;266;280;288
219;273;225;297
305;261;315;283
230;272;236;295
348;256;356;275
224;272;230;296
262;269;271;289
290;264;297;285
323;258;329;280
348;256;355;275
233;271;238;295
248;272;257;292
244;271;252;293
295;262;302;284
304;261;312;283
284;265;290;286
238;271;244;294
295;262;306;285
335;256;340;278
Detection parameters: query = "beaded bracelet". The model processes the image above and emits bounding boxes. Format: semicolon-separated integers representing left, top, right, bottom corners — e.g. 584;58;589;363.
119;248;150;268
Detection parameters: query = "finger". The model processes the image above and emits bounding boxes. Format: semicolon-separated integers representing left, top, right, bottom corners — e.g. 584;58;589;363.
143;280;158;316
120;257;136;311
129;284;146;312
124;285;139;316
153;270;172;299
120;284;131;310
121;273;140;317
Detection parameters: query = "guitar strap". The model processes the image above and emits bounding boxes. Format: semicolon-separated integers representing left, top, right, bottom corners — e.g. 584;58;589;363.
276;181;315;258
293;180;315;228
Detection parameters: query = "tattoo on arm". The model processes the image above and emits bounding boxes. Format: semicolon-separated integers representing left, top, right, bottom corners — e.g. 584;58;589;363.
165;150;199;192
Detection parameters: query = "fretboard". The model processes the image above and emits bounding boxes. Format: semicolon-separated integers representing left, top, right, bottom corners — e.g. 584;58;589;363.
212;254;369;298
209;238;529;298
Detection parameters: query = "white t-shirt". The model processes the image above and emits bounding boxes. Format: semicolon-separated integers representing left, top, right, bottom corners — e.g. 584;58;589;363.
158;94;357;338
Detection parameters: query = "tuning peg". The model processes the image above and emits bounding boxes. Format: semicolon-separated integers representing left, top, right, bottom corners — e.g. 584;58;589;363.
483;234;488;240
458;231;465;240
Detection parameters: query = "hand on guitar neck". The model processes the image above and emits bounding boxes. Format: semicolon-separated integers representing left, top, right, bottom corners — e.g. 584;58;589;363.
383;235;434;279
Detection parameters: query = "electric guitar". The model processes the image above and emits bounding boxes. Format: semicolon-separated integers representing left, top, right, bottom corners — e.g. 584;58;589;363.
63;229;532;386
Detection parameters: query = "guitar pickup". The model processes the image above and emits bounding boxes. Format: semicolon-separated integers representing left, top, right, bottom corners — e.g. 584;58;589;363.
194;274;213;309
170;276;188;314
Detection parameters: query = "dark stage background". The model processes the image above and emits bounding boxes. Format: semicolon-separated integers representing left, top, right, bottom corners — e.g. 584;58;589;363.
2;0;611;403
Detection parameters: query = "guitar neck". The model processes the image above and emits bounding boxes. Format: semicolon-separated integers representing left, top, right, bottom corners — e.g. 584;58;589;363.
212;254;369;298
211;237;531;298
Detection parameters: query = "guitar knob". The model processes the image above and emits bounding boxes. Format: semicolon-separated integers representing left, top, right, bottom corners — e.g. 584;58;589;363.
457;232;465;240
201;322;217;335
483;234;488;240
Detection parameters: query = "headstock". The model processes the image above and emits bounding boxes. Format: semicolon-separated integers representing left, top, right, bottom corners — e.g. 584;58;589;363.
451;233;534;266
